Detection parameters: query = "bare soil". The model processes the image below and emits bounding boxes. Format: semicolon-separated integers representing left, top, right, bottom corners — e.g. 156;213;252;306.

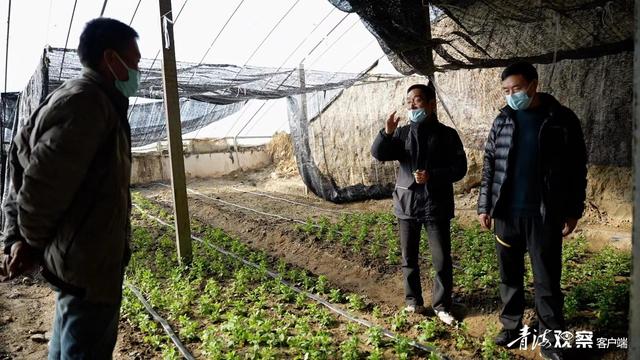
133;167;628;359
0;166;629;359
0;275;158;360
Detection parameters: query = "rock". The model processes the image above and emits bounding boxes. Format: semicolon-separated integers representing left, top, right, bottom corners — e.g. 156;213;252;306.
0;316;13;325
7;292;20;299
30;334;48;343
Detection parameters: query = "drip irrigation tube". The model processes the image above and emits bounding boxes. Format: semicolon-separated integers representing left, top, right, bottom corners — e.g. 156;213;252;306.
162;184;404;257
132;203;448;359
230;185;354;215
156;184;461;270
125;282;196;360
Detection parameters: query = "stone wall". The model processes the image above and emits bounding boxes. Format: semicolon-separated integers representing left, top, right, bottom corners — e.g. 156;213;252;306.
131;145;272;185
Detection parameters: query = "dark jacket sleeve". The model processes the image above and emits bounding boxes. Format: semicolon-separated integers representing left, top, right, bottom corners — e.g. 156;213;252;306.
563;108;587;219
477;118;499;215
17;93;111;249
429;127;467;183
371;128;405;162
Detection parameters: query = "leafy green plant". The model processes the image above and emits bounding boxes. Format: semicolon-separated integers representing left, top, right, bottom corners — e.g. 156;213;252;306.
295;292;308;308
416;319;445;342
390;310;409;332
481;324;510;360
354;224;368;252
316;216;330;238
327;223;340;243
347;293;367;311
329;288;345;303
366;326;384;349
454;322;470;350
345;322;359;335
367;348;384;360
394;336;412;360
316;275;329;294
340;336;360;360
372;306;383;319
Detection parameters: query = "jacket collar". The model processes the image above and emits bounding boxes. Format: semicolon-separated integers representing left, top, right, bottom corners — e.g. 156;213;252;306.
499;92;562;120
81;67;129;116
409;113;439;130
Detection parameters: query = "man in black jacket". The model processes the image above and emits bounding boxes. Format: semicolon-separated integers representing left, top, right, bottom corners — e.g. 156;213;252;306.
477;62;587;360
371;83;467;325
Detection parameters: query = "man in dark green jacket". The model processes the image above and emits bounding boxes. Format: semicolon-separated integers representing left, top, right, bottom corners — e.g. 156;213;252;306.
371;83;467;325
1;18;140;359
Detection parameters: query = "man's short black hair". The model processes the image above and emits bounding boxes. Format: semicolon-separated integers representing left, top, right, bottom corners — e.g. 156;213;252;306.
78;18;139;70
501;62;538;82
407;83;436;101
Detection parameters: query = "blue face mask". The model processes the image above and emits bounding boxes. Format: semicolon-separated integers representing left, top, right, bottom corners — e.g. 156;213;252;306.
107;53;140;98
505;84;533;110
408;109;427;123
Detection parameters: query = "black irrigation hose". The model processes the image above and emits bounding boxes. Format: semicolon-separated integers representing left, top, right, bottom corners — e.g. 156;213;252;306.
175;185;405;256
125;282;196;360
230;185;354;215
132;203;447;359
160;184;461;270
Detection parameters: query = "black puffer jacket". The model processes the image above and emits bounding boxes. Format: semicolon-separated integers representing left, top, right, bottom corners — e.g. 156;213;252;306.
477;93;587;220
371;118;467;221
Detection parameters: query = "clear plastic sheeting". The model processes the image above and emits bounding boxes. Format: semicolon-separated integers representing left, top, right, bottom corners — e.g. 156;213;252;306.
0;92;19;145
128;99;244;147
46;47;401;104
0;92;20;218
306;88;344;124
32;47;399;147
287;95;391;204
327;0;633;75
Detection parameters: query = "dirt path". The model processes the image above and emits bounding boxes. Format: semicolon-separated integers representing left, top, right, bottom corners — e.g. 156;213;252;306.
0;277;157;359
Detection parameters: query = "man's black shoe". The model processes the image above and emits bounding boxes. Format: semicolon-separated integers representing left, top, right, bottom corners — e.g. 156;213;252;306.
494;328;521;347
540;346;563;360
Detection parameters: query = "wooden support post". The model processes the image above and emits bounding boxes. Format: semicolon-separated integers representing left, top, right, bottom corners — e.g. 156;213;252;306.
299;63;308;123
158;0;191;264
299;63;309;199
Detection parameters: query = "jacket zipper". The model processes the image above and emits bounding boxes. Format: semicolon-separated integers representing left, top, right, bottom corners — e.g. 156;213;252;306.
537;115;553;219
491;117;515;215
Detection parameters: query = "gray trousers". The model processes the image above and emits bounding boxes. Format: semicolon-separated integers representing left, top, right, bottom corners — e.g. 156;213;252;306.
399;218;452;311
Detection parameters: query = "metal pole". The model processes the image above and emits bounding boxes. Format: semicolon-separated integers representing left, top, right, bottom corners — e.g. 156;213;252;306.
4;0;11;93
630;0;640;355
99;0;108;17
158;0;192;264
